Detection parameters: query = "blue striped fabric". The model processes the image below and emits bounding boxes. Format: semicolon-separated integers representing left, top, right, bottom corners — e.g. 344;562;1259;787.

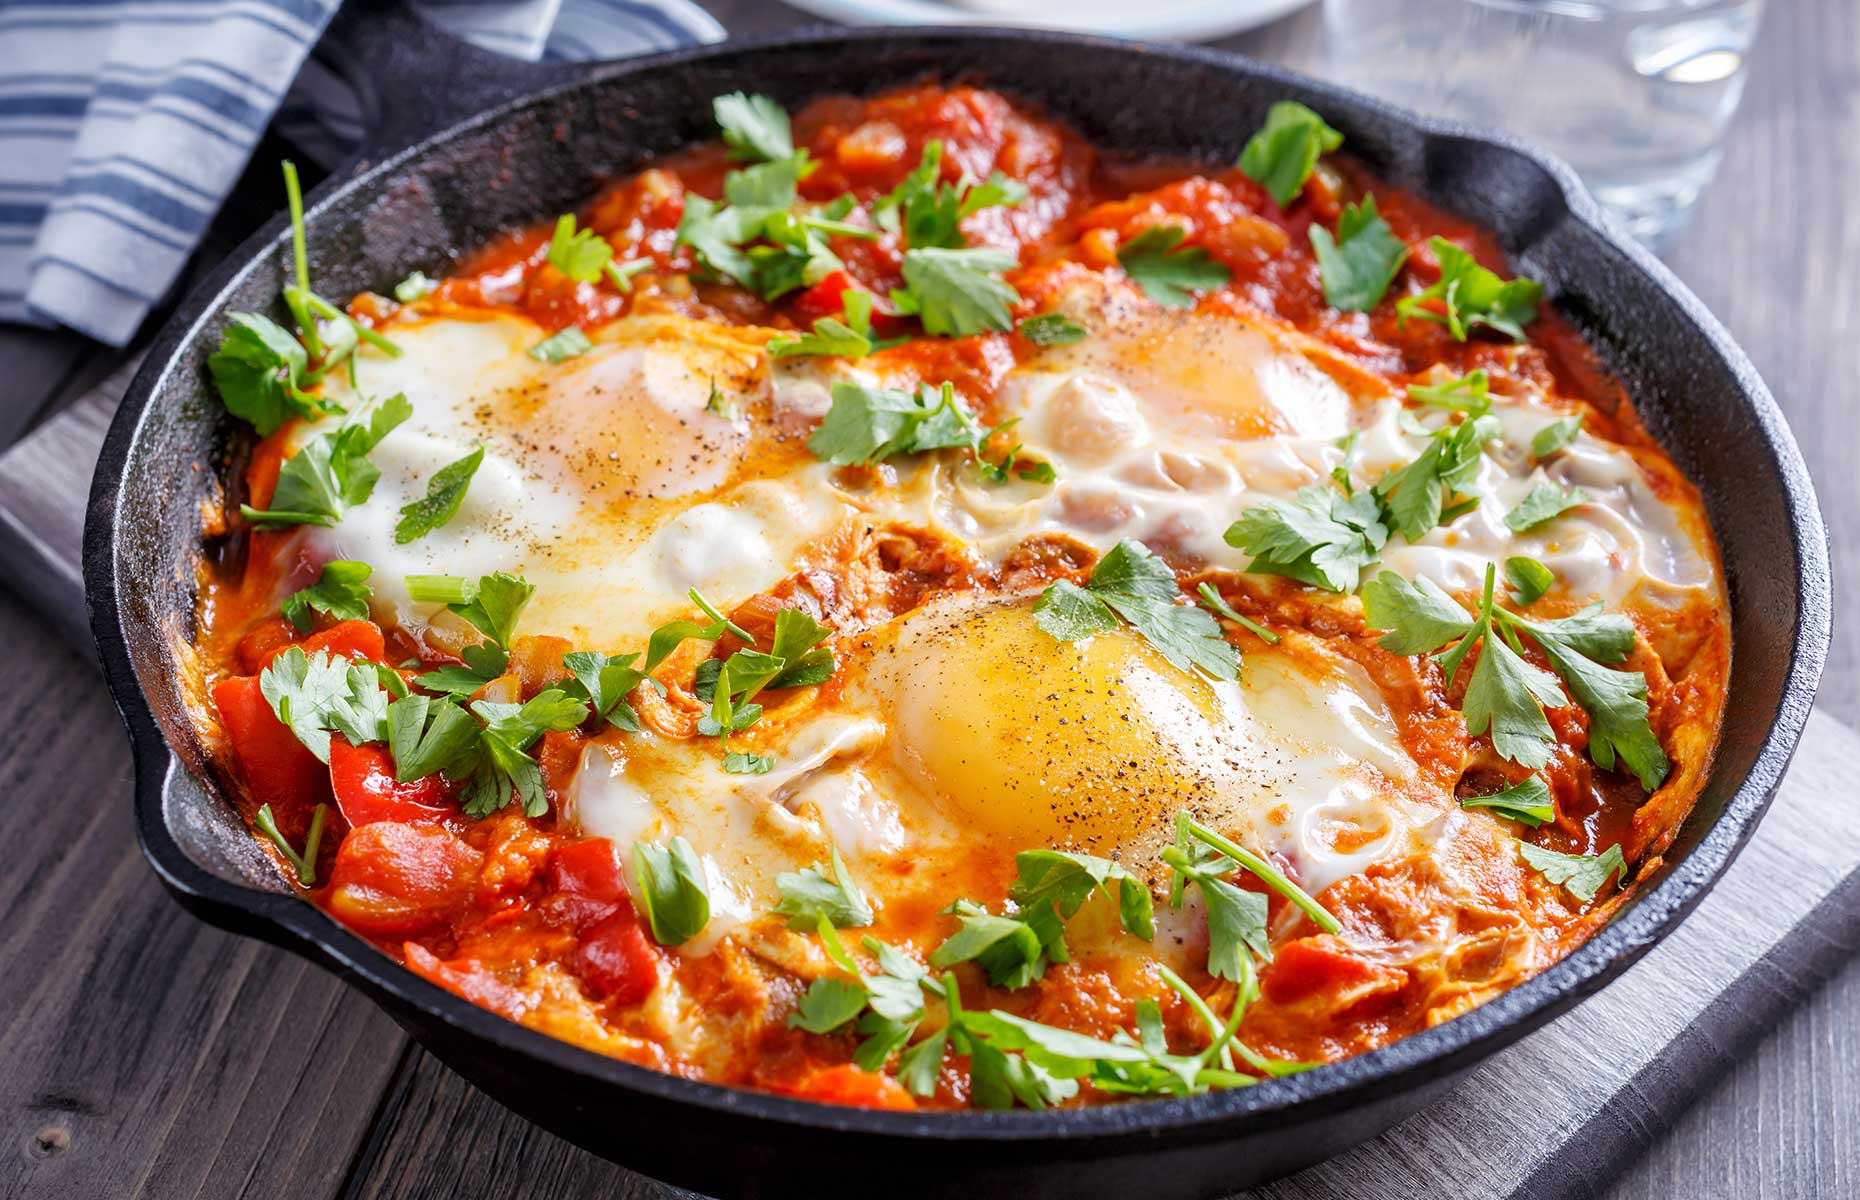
0;0;722;348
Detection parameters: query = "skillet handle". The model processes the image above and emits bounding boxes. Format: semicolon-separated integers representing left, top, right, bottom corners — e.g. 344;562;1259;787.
316;0;598;161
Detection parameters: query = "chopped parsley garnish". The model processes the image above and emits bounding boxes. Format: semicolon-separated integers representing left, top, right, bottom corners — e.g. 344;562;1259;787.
632;835;711;945
545;212;650;292
461;689;588;817
1532;415;1584;459
1116;225;1231;308
561;650;647;732
768;289;876;358
394;445;483;544
1166;815;1341;979
1373;413;1500;543
258;645;391;763
1309;194;1408;312
1361;564;1669;788
806;379;986;467
1505;479;1589;532
722;751;775;774
1397;237;1543;342
281;560;372;633
693;606;834;758
1504;555;1555;605
410;571;533;697
1018;312;1087;345
207;313;324;435
1408;368;1491;415
774;848;874;931
872;139;1026;250
714;92;796;164
897;246;1020;335
393;271;436;303
931;849;1155;989
1032;539;1240;681
1238;101;1343;208
1224;484;1388;594
385;692;480;781
253;802;329;887
528;326;592;363
1461;776;1554;826
240;393;410;528
210;161;409;434
1519;841;1627;903
1195;581;1280;644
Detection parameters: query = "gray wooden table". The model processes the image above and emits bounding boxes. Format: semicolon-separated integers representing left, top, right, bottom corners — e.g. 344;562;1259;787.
2;2;1854;1197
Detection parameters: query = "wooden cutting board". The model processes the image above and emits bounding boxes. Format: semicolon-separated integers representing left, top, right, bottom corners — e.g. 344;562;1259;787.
5;374;1857;1199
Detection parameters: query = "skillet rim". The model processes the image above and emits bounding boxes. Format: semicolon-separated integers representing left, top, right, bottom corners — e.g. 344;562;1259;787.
86;23;1833;1149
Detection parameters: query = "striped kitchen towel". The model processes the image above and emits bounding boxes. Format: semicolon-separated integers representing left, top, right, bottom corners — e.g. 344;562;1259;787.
0;0;722;349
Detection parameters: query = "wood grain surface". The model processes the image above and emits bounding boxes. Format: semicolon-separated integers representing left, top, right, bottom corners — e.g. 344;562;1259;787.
0;2;1853;1198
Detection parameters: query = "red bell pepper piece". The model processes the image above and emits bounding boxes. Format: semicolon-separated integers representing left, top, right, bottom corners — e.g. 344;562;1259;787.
329;738;453;828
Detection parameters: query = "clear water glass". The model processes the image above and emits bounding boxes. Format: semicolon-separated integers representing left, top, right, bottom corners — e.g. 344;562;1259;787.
1321;0;1762;248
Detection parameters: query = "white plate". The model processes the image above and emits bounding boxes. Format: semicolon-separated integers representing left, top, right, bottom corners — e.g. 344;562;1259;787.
779;0;1314;43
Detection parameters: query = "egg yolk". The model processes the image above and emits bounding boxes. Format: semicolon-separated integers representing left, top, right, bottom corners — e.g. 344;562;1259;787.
884;599;1253;859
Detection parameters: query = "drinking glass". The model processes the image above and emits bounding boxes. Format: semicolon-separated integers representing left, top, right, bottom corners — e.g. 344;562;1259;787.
1321;0;1762;248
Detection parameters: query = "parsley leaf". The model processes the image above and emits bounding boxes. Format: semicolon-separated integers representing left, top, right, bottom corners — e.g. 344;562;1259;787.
1519;841;1627;903
394;445;483;544
1018;312;1087;345
545;213;614;283
1225;484;1388;593
1505;555;1555;605
462;688;589;817
1396;237;1543;342
930;903;1050;990
774;848;873;930
1461;776;1554;826
713;92;795;164
1408;369;1491;415
1505;479;1589;532
1516;608;1670;790
1309;194;1408;311
385;692;480;782
561;649;645;732
1238;101;1343;208
448;571;535;649
788;977;868;1033
899;246;1020;335
1359;571;1475;653
1031;539;1239;681
1532;415;1583;459
241;393;411;528
1373;413;1500;542
528;326;592;363
258;645;392;763
1117;225;1230;308
208;312;323;434
632;836;711;945
281;560;372;632
806;379;990;466
1166;815;1341;970
723;751;775;774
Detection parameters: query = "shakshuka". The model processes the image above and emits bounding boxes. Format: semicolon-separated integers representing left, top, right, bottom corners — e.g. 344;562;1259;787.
190;85;1729;1111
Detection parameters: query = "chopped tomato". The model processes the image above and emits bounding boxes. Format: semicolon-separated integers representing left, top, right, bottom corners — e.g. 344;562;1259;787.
403;943;530;1021
323;822;481;936
793;270;859;321
211;675;330;814
297;619;386;664
235;617;298;675
785;1065;917;1111
547;838;629;904
1261;937;1408;1010
329;739;453;828
575;908;661;1004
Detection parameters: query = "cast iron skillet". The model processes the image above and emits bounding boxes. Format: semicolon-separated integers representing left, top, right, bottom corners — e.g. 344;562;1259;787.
84;4;1831;1196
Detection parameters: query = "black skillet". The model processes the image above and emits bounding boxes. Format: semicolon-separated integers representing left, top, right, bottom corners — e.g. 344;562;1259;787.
84;4;1832;1196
